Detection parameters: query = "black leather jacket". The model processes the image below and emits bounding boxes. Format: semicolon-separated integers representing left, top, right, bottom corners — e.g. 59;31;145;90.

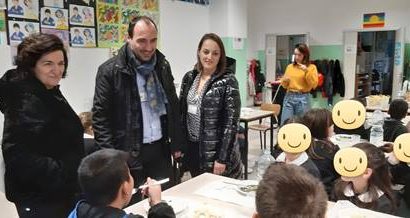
0;70;84;204
179;69;242;178
92;44;184;170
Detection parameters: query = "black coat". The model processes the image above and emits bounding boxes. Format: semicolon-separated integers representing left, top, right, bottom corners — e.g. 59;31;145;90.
383;118;408;142
0;70;84;205
179;69;242;178
69;200;175;218
92;44;185;170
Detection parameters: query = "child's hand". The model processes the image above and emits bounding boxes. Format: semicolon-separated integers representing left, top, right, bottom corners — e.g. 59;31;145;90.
141;177;162;206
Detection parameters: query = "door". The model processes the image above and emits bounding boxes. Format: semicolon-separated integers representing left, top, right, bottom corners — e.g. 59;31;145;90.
392;28;405;99
343;31;358;99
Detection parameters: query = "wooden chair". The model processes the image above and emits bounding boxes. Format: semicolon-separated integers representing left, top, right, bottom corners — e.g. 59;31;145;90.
248;103;281;150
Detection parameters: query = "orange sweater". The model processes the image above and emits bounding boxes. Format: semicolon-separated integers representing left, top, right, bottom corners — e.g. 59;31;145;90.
281;64;318;93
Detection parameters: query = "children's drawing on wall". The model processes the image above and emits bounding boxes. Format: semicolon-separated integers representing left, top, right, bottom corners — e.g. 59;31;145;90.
70;27;84;45
41;28;69;45
98;0;117;4
0;11;5;32
140;0;158;11
98;24;119;47
97;4;119;24
119;24;127;43
82;6;95;26
83;28;95;47
55;8;68;30
69;5;83;24
41;7;56;27
43;0;63;8
7;0;24;17
121;8;139;25
0;0;6;9
122;0;137;6
8;20;39;44
23;0;38;20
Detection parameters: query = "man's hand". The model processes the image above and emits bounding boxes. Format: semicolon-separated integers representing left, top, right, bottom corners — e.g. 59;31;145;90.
213;161;226;175
173;151;182;159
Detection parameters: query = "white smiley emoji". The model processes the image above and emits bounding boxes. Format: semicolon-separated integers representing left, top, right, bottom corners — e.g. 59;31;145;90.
332;100;366;130
278;123;311;153
334;147;368;177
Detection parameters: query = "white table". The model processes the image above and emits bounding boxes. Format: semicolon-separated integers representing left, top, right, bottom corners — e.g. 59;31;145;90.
126;173;401;218
125;173;255;218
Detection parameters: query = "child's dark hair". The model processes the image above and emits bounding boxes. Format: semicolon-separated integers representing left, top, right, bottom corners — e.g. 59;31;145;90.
256;163;328;218
334;143;397;214
78;149;131;205
388;99;408;120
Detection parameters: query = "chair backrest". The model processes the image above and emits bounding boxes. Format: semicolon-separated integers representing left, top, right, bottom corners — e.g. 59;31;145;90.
260;103;281;116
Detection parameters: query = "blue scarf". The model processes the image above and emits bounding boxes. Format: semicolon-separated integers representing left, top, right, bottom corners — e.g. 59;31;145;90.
127;45;168;116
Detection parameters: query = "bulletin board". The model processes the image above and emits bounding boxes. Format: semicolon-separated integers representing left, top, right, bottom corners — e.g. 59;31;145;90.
1;0;159;49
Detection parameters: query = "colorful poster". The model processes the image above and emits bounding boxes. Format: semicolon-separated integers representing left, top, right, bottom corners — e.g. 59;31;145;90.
7;0;39;20
41;7;68;30
41;28;69;45
97;3;119;24
98;0;117;4
43;0;64;8
0;10;5;31
69;4;95;27
122;0;137;6
70;26;95;47
140;0;158;11
8;20;39;44
119;24;127;43
121;7;139;24
363;12;385;28
98;24;119;47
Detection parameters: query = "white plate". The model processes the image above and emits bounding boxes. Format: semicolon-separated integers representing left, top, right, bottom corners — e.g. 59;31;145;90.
144;196;188;214
235;180;258;196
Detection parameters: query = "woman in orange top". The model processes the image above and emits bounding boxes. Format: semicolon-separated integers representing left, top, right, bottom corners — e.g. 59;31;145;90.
280;43;318;125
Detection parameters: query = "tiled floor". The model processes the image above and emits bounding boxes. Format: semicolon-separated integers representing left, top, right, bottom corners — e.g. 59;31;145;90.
0;121;268;217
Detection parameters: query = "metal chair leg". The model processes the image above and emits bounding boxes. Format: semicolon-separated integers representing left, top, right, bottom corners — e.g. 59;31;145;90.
263;131;267;150
259;131;263;150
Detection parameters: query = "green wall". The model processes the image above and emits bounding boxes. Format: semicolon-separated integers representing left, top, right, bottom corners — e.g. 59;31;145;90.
256;45;345;109
222;37;248;104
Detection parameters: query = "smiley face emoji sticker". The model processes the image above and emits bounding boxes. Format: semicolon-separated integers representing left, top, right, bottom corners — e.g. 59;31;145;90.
278;123;311;153
393;133;410;163
334;147;368;177
332;100;366;130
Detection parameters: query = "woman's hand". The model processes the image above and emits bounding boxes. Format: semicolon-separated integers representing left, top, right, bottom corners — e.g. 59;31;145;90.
213;161;226;175
298;63;308;72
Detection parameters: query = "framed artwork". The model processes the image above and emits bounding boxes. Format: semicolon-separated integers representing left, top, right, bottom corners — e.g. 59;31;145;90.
8;0;39;20
8;20;39;44
70;26;95;47
69;4;95;27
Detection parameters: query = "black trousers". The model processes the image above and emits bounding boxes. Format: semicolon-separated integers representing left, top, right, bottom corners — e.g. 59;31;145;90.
187;140;201;177
129;138;172;204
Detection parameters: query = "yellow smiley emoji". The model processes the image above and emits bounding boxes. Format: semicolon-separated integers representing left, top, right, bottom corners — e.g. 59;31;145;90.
277;123;311;153
393;133;410;163
332;100;366;130
333;147;368;177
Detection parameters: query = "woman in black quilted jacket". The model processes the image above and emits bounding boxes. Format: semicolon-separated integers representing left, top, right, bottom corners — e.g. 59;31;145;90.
0;33;84;217
179;33;242;178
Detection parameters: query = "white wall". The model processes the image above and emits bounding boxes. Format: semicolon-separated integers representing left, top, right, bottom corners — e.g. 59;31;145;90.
247;0;410;57
159;0;210;87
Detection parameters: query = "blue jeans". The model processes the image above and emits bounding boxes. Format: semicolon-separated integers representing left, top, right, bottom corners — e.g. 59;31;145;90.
280;92;310;125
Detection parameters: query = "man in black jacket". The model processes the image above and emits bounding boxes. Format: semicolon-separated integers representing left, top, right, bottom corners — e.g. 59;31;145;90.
92;16;184;197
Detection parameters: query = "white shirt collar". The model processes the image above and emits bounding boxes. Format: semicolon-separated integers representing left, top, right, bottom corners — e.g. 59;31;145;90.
343;183;384;203
276;152;309;166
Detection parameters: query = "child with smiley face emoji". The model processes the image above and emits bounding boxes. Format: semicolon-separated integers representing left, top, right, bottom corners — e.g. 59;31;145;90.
333;143;397;214
276;122;321;179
